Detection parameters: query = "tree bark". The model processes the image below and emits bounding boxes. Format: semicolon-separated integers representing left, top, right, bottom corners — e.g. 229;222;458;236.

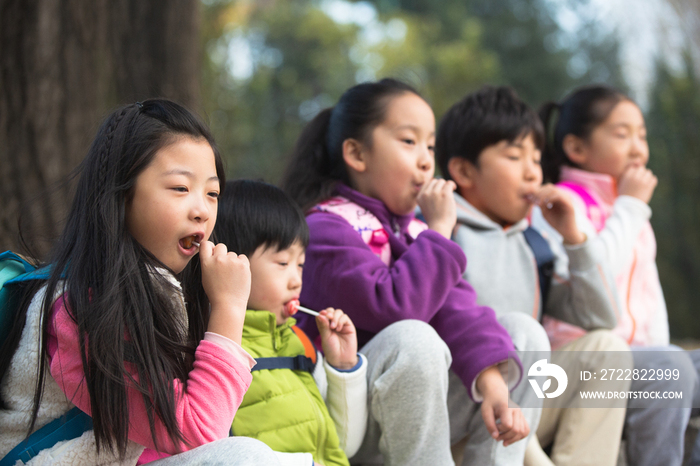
0;0;200;256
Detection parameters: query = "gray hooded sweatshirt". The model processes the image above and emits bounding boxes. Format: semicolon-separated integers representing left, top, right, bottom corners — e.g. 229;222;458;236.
452;192;619;330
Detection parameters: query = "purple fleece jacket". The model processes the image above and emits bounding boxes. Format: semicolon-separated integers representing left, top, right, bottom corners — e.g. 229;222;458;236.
297;184;521;397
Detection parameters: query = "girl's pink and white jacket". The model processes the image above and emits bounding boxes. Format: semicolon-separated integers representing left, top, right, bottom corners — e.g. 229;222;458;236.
536;166;669;349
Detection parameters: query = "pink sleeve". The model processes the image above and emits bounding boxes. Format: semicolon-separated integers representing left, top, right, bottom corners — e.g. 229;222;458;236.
47;297;253;454
203;332;256;370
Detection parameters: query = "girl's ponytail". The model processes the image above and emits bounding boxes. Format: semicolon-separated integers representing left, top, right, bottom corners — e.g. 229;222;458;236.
539;101;564;184
281;107;341;212
282;78;423;211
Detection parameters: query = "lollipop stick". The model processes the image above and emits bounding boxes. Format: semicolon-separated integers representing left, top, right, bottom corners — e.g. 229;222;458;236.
296;304;320;317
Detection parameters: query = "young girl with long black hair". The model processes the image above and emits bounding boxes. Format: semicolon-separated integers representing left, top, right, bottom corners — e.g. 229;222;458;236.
0;99;279;465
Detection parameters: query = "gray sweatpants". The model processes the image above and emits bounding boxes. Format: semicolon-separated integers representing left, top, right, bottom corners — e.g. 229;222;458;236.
688;349;700;466
149;437;281;465
350;314;548;466
448;313;550;466
350;320;454;466
624;346;698;466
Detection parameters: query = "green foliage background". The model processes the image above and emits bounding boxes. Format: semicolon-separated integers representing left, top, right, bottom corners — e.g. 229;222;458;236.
646;57;700;340
200;0;700;340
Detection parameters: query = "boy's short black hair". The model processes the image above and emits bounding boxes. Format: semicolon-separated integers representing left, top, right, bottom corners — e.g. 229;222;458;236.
435;86;545;180
213;179;309;257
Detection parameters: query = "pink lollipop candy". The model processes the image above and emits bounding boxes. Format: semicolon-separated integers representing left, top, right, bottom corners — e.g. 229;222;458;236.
285;299;319;317
286;299;299;316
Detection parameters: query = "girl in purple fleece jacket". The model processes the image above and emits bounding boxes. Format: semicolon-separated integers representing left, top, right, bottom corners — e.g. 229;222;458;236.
281;79;529;466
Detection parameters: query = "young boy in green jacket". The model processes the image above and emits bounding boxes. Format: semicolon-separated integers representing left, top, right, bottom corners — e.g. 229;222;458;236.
214;180;367;466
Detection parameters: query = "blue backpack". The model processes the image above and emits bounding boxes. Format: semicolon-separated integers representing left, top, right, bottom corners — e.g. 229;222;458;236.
0;252;48;346
0;251;92;466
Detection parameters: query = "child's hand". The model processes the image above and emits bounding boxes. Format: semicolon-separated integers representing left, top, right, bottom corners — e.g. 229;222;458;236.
317;308;358;370
618;165;657;204
477;366;530;447
199;241;251;343
417;178;457;239
531;184;586;245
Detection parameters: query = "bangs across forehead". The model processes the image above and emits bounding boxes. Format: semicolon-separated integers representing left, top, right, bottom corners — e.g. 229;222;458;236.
483;106;545;153
256;209;309;255
213;180;309;258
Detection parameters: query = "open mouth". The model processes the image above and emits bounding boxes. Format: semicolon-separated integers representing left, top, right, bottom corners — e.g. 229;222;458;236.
180;234;202;250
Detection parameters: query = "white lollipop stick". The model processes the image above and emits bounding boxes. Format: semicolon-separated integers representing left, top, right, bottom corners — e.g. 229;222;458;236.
295;304;320;317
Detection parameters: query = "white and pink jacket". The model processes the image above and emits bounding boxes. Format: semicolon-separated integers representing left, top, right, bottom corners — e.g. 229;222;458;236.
537;166;669;348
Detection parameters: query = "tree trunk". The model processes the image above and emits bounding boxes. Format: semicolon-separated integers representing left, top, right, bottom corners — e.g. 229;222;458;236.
0;0;200;257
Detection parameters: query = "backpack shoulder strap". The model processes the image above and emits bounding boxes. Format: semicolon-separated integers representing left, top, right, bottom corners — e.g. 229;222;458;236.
0;251;36;285
250;326;318;374
558;181;598;208
0;251;51;286
0;408;93;466
291;325;317;364
251;355;317;373
312;196;392;265
407;218;428;239
523;227;555;315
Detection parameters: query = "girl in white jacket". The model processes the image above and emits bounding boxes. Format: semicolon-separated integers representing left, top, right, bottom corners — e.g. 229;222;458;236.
537;85;698;466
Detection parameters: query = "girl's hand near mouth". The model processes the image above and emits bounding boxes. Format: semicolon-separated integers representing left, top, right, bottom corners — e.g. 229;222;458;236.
618;165;657;204
418;178;457;239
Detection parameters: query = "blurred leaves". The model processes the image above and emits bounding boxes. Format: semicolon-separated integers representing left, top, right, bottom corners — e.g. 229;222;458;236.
372;0;628;105
203;1;359;182
646;54;700;339
201;0;500;182
201;0;628;183
199;0;700;339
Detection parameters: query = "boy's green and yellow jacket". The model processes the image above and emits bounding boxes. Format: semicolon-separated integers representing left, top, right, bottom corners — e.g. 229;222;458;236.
232;310;350;466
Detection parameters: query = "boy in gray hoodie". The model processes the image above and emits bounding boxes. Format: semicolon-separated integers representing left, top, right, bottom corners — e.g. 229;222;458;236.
436;86;631;466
